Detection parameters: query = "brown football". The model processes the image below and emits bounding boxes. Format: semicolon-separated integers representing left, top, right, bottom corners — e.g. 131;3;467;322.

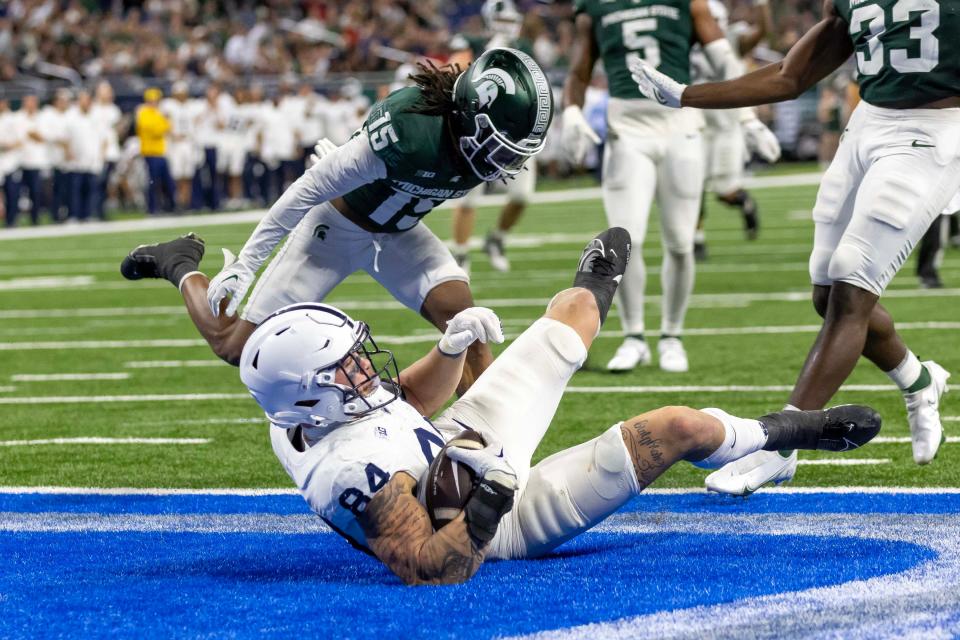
421;429;485;530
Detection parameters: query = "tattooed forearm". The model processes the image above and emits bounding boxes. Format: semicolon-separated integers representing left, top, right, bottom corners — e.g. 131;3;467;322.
360;473;485;585
620;420;669;489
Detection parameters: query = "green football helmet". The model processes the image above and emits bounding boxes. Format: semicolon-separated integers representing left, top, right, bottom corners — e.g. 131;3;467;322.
452;47;553;182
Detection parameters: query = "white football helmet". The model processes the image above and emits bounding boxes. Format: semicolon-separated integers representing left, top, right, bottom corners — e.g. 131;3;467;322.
239;303;400;428
482;0;522;40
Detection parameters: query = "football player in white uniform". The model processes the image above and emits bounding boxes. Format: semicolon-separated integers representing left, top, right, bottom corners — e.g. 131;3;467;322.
632;0;960;491
121;49;553;394
449;0;537;273
690;0;777;259
235;227;880;585
562;0;781;374
161;81;199;210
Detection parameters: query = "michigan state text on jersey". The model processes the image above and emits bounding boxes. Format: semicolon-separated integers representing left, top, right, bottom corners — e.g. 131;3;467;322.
121;48;553;396
563;0;771;375
632;0;959;491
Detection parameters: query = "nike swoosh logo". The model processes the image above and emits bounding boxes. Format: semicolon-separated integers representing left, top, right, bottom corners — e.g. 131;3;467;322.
652;87;668;106
223;275;239;283
911;140;935;148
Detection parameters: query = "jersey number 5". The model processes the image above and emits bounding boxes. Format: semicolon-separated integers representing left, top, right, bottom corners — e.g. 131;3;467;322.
851;0;939;75
368;111;399;151
622;18;661;71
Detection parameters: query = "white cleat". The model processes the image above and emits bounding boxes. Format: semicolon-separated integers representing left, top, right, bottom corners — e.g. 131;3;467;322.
484;232;511;272
658;337;689;373
905;361;950;465
606;337;652;372
705;449;798;496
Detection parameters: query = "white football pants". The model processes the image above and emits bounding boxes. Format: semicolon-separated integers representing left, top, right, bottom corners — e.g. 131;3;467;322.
602;99;705;336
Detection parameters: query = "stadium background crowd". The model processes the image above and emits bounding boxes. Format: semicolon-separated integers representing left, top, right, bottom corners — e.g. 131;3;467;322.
0;0;847;227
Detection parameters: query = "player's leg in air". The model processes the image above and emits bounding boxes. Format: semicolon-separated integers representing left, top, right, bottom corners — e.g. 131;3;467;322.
434;228;881;562
707;104;960;495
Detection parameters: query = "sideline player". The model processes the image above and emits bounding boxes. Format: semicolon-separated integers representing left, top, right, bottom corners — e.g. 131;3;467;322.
121;48;553;394
562;0;780;374
632;0;959;491
691;0;777;259
449;0;538;273
230;227;879;585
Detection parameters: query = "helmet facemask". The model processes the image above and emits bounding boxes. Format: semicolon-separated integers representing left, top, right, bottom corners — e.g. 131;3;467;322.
294;322;400;427
458;111;544;182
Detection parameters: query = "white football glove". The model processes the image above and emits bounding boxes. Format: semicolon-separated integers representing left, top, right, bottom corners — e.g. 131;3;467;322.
560;105;601;166
742;118;782;163
446;438;517;488
437;307;504;357
206;248;256;318
628;59;686;108
307;138;338;169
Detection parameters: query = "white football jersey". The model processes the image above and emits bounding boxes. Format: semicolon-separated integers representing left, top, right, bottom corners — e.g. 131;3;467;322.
271;397;453;551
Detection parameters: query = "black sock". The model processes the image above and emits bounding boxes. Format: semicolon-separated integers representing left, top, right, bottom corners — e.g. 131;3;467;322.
573;272;618;325
168;260;199;288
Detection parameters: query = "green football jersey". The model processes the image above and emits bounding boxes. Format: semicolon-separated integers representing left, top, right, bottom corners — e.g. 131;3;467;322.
341;87;483;233
574;0;694;100
836;0;960;108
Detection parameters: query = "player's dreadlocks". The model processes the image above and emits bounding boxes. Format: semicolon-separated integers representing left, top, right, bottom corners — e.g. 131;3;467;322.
407;60;462;116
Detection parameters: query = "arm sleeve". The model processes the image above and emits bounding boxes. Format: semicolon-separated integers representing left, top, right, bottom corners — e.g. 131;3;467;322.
235;133;388;270
702;38;758;122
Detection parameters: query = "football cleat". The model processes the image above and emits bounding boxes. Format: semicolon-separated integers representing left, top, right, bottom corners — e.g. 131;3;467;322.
760;404;882;452
120;233;205;286
484;231;510;272
454;251;471;276
694;240;708;262
573;227;631;325
706;449;798;496
658;337;688;373
606;337;652;372
906;361;950;464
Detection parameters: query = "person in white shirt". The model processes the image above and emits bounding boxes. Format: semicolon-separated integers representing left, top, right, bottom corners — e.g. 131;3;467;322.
162;81;199;209
65;91;108;222
193;85;224;210
91;81;123;220
241;85;269;205
42;89;73;222
14;94;52;225
257;92;299;201
0;99;21;226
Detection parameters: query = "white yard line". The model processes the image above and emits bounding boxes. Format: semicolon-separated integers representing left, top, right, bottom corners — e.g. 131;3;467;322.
0;173;823;241
0;386;15;392
0;276;94;290
124;360;227;368
873;436;960;444
0;437;210;447
0;485;955;496
11;372;131;382
566;384;896;393
2;321;959;351
796;458;890;466
0;393;248;405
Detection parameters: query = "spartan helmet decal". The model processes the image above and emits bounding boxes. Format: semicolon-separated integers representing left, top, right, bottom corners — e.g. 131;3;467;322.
473;67;517;108
452;47;553;182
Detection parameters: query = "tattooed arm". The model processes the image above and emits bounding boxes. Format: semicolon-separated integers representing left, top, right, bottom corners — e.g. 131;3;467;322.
359;472;485;585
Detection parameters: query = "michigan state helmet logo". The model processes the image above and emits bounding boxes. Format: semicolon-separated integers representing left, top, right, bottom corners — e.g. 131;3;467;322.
453;47;553;181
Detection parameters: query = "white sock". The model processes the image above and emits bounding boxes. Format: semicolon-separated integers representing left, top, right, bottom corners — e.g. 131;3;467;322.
784;403;800;411
691;408;769;469
886;351;923;391
660;250;694;335
453;242;469;256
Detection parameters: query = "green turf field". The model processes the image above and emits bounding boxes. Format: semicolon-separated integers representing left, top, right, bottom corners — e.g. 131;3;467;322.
1;178;958;489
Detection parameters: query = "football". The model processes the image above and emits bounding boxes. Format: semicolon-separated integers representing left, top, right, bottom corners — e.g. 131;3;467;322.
421;429;485;530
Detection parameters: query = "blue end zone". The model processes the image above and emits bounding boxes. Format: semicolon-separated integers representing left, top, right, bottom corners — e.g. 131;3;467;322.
0;492;947;639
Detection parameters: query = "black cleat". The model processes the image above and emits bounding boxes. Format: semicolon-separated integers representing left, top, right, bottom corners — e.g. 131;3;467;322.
121;233;205;287
694;240;708;262
573;227;631;325
760;404;882;453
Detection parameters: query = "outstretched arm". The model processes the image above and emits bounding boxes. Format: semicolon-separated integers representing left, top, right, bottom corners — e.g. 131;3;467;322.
737;0;773;56
682;0;852;108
